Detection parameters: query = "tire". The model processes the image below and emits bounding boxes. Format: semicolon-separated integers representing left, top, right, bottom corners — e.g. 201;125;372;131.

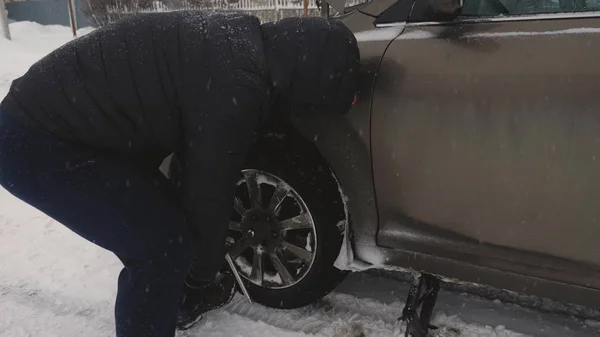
228;122;349;309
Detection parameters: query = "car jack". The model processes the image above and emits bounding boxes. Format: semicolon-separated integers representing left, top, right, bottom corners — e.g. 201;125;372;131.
399;273;440;337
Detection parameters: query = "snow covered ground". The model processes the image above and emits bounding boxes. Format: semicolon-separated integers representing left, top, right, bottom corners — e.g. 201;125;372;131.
1;21;600;337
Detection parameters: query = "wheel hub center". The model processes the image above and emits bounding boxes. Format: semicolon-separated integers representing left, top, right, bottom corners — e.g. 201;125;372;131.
241;209;280;246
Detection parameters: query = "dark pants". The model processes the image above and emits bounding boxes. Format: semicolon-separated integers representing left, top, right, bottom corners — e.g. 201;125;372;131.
0;110;197;337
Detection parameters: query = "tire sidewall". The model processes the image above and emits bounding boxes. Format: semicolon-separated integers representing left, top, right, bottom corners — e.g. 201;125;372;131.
239;133;349;309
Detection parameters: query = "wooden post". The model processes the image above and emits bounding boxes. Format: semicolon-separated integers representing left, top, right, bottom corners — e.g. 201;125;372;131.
303;0;308;16
273;0;279;21
67;0;77;38
320;0;329;18
1;0;10;40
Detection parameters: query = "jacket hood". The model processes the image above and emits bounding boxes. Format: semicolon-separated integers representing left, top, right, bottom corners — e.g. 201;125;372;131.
261;17;360;120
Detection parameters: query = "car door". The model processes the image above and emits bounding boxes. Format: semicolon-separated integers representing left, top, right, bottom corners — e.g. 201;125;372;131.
371;0;600;287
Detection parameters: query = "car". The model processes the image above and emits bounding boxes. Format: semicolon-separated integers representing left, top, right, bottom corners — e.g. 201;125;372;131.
163;0;600;330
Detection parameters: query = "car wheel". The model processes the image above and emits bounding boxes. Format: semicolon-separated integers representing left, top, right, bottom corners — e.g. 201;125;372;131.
225;126;349;309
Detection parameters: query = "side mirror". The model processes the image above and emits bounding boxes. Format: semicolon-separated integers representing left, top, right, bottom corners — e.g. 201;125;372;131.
429;0;463;19
319;0;347;14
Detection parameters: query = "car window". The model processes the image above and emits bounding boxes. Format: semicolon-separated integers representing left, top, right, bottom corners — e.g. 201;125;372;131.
328;0;370;16
461;0;600;16
374;0;417;24
346;0;370;7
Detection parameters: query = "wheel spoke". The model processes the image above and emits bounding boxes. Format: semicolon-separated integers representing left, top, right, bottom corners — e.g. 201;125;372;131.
228;221;241;231
268;184;289;213
281;241;312;262
233;197;246;215
279;213;312;230
269;252;294;286
250;248;264;285
231;170;317;290
229;239;250;259
245;171;262;208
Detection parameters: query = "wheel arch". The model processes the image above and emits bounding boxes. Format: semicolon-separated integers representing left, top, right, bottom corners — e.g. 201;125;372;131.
160;116;380;269
284;116;379;253
254;117;379;269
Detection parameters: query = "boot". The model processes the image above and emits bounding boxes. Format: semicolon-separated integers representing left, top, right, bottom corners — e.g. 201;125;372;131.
175;271;236;330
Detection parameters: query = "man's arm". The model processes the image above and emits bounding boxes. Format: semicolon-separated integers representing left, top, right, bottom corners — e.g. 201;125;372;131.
180;80;268;282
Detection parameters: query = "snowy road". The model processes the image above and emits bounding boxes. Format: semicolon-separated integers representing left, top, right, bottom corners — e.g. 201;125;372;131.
0;183;598;337
1;21;600;337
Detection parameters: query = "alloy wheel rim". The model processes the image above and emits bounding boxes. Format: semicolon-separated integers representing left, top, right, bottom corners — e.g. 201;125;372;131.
226;169;318;290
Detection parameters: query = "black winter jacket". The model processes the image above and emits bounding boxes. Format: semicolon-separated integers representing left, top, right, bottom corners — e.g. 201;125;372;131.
0;11;360;252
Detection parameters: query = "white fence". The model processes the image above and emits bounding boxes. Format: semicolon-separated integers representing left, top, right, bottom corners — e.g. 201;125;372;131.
101;0;366;24
103;0;322;24
106;0;321;14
